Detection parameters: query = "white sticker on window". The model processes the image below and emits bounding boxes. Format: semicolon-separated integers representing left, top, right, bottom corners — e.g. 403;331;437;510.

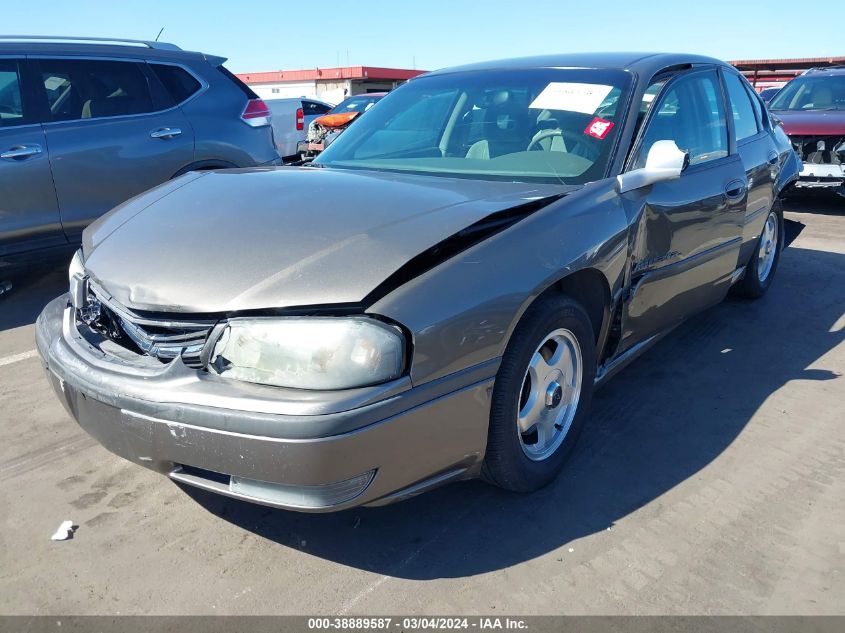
529;83;614;114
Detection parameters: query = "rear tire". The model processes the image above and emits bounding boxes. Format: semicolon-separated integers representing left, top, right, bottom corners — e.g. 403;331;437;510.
732;200;784;299
482;294;596;493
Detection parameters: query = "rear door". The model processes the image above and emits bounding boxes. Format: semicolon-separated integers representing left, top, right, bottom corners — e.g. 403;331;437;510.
0;58;63;256
620;68;747;351
35;57;195;242
721;69;780;266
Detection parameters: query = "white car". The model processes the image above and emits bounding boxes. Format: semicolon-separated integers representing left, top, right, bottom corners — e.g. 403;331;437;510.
265;98;333;159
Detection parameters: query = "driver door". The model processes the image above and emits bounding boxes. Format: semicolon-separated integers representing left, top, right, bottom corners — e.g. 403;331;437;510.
619;68;747;352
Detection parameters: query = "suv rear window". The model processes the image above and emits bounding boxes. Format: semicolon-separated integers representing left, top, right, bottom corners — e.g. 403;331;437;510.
150;63;201;104
39;59;155;121
217;65;259;99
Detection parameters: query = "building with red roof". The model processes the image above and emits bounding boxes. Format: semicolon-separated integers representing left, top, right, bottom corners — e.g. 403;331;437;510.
236;66;426;105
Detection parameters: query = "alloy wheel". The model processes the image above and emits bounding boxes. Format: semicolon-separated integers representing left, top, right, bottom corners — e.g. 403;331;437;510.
517;328;583;461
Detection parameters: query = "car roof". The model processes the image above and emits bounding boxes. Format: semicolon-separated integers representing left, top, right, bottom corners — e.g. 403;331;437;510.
802;66;845;76
0;36;222;64
425;52;727;77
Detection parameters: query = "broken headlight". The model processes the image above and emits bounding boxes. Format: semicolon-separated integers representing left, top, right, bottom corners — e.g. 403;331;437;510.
209;317;405;390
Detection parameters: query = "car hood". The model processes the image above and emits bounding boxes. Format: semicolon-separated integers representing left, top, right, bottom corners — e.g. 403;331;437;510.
771;109;845;136
83;167;571;313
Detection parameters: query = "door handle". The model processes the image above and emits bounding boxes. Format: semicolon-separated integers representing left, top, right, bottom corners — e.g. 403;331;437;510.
767;152;779;165
0;144;42;160
724;180;747;202
150;127;182;139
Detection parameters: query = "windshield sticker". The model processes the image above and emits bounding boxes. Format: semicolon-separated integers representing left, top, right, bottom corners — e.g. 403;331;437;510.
584;117;615;139
529;83;614;114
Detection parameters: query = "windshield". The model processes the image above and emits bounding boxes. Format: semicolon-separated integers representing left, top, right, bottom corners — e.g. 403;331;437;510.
769;75;845;111
315;68;632;185
331;95;383;114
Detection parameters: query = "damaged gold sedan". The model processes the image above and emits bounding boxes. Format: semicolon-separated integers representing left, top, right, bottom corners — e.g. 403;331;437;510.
38;53;799;511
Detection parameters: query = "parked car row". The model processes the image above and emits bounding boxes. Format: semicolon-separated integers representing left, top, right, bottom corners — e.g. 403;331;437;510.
266;97;332;159
296;93;386;159
38;51;801;512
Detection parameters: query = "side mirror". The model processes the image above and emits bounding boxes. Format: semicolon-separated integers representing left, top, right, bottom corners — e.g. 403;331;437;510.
616;140;689;193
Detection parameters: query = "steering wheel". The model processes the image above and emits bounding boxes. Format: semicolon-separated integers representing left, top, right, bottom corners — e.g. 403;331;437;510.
527;128;601;162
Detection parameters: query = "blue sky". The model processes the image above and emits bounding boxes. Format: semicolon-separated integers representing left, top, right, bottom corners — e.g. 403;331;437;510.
3;0;842;73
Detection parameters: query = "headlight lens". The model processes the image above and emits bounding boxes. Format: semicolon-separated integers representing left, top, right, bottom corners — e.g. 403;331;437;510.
210;317;405;390
68;249;85;282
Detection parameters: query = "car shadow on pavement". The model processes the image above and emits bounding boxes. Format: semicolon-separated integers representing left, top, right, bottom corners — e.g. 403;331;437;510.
0;259;69;333
784;192;844;216
182;243;844;580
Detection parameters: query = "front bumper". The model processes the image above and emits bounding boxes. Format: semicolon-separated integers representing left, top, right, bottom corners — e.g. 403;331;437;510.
794;162;845;189
36;296;494;512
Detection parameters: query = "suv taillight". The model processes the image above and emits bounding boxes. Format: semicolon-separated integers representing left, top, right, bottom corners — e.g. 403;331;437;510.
296;107;304;131
241;99;271;127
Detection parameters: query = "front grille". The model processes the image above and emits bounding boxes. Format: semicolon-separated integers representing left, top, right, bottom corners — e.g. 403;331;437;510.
86;287;216;369
117;317;213;368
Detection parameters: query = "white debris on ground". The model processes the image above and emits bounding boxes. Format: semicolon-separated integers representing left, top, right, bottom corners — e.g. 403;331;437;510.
50;520;75;541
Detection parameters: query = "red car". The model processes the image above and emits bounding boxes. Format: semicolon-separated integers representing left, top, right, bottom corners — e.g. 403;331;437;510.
768;66;845;197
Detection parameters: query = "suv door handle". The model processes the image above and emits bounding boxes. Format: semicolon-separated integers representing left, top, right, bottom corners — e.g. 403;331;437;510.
767;152;779;165
725;180;747;201
150;127;182;140
1;144;42;160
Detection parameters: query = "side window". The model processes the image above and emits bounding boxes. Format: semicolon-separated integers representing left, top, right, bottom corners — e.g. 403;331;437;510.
149;64;201;104
635;70;728;168
0;60;27;127
302;101;331;116
723;72;760;142
743;82;764;130
39;59;155;122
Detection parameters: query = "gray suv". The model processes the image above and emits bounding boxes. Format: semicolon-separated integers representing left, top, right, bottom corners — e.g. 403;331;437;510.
0;36;280;264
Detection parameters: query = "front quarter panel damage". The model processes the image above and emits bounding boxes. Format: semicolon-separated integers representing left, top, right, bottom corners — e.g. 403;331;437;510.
369;181;629;387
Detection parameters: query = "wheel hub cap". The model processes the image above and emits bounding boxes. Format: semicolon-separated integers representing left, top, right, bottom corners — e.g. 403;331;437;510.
545;381;563;408
517;328;583;461
757;211;778;282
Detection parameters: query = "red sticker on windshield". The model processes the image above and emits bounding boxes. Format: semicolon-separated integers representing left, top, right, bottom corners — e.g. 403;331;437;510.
584;117;614;139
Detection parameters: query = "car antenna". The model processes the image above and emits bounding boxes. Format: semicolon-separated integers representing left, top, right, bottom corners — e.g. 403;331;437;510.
154;27;165;42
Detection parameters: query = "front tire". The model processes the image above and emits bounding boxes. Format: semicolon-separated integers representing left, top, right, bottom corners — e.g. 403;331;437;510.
732;200;784;299
482;294;596;493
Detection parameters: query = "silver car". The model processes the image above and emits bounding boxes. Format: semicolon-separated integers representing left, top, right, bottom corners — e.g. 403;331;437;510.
37;53;799;512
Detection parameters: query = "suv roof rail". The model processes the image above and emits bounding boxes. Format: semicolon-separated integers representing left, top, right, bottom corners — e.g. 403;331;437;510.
0;35;182;51
802;65;845;74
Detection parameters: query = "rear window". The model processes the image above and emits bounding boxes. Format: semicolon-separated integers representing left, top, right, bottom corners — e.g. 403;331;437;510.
302;100;331;115
150;64;201;104
217;65;258;99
